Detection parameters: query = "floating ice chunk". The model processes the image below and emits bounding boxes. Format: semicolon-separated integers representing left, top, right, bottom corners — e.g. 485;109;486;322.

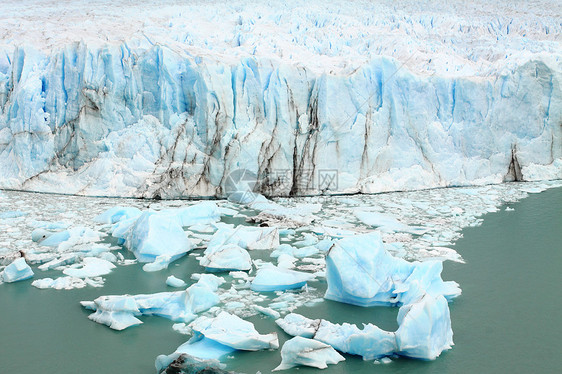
39;227;103;251
82;276;222;330
274;336;345;371
161;201;222;227
37;253;78;270
31;276;97;290
251;265;314;292
325;233;460;306
277;254;297;269
190;312;279;351
125;211;192;263
354;210;427;234
271;244;320;259
167;275;187;288
0;211;27;219
277;293;454;361
1;258;34;282
94;206;142;224
207;226;279;252
395;294;454;360
142;255;173;272
253;305;281;319
31;228;53;243
192;273;225;291
155;352;232;374
200;243;252;272
275;313;321;338
63;257;115;278
314;320;397;360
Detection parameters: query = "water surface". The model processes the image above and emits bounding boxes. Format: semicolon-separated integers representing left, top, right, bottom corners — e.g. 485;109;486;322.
0;187;560;373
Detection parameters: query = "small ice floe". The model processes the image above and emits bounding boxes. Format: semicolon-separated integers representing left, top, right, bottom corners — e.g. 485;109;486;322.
63;257;115;278
271;243;320;259
274;336;345;371
251;265;314;292
206;226;279;252
142;255;174;272
253;305;281;319
32;276;104;290
200;243;252;272
325;232;460;306
94;206;142;224
0;257;34;283
166;275;187;288
38;227;104;252
354;210;427;234
190;312;279;351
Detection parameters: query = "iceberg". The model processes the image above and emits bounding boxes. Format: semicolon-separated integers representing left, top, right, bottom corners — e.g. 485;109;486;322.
1;257;34;283
94;206;142;224
395;294;454;360
206;226;279;252
251;265;314;292
277;293;454;360
274;336;345;371
155;353;233;374
325;232;460;306
189;312;279;351
82;275;223;330
166;275;187;288
62;257;115;278
200;243;252;272
123;211;192;263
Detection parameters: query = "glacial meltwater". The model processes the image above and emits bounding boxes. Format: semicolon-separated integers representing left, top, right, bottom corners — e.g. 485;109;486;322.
0;184;560;373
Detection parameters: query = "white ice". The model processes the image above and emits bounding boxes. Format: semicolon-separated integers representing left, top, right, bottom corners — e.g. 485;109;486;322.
251;265;314;292
189;311;279;351
274;336;345;371
1;257;34;282
200;243;252;272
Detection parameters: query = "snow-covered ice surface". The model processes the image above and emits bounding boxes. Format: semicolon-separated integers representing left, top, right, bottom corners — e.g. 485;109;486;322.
0;0;560;197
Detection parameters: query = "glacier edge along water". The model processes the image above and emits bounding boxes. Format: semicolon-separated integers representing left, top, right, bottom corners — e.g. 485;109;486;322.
0;43;560;198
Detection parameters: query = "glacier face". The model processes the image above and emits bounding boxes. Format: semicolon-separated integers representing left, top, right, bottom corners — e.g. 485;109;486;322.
0;0;560;198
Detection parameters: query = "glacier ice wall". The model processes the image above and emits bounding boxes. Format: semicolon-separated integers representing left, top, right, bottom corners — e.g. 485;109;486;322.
0;42;560;198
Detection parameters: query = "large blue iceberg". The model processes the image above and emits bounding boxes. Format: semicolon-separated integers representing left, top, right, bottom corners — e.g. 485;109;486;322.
325;232;461;306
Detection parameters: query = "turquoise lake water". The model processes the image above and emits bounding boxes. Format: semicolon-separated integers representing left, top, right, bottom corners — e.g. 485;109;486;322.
0;187;560;373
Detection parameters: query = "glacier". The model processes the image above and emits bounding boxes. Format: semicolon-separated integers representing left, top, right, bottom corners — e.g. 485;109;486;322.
0;0;560;198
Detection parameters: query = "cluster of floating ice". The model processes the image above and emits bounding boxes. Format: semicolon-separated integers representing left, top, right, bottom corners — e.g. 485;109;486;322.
0;181;560;371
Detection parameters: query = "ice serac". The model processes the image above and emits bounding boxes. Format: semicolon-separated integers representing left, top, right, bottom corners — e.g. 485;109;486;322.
324;233;460;306
0;0;560;198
